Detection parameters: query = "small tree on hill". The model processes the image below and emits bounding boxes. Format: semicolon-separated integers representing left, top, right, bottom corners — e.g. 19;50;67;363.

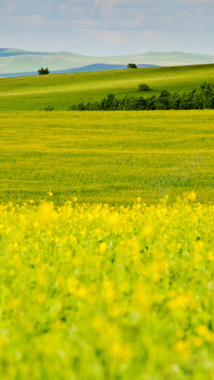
38;67;49;75
127;63;137;69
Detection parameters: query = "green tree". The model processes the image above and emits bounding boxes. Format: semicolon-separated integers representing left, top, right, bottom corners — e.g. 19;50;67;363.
38;67;50;75
127;63;137;69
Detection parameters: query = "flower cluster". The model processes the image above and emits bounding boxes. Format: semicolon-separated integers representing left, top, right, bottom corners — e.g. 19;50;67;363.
0;195;213;379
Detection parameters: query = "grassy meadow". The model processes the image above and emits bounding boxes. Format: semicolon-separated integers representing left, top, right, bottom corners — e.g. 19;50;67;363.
0;65;214;379
0;64;214;111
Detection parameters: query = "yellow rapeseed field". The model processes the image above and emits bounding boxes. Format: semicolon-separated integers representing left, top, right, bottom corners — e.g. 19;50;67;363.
0;110;214;205
0;193;214;379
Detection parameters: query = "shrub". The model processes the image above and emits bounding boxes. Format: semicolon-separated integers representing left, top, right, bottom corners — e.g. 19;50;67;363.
139;83;151;92
43;106;54;111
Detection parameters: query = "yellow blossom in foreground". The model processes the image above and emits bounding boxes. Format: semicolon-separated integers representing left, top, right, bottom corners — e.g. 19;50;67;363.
140;224;154;241
197;325;214;343
207;251;214;261
37;202;53;225
175;340;191;357
0;336;8;352
0;199;213;379
99;242;108;254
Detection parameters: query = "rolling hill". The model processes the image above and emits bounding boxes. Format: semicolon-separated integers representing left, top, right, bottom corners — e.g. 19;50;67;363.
0;63;213;111
0;48;213;75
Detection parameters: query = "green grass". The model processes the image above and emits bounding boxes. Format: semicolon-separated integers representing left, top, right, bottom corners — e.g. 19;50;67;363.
0;64;214;111
0;110;213;205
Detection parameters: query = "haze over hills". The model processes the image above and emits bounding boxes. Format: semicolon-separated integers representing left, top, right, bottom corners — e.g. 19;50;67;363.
0;49;213;76
0;63;159;78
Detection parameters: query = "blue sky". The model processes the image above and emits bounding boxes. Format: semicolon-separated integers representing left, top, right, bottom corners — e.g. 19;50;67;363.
0;0;213;56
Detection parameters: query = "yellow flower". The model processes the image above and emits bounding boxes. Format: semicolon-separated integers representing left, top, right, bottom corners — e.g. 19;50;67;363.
175;340;191;357
107;213;121;233
67;277;79;294
188;191;197;202
0;336;8;352
140;224;154;240
169;291;198;311
12;254;21;267
76;285;87;299
150;259;165;282
207;251;214;261
37;202;53;225
111;342;133;361
197;325;214;343
99;242;107;255
197;325;209;336
193;336;203;347
103;280;115;304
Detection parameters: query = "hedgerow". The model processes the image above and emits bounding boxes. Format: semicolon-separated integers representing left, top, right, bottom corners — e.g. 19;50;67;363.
69;82;214;111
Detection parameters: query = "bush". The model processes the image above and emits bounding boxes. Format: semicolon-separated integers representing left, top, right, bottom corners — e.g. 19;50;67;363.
139;83;151;92
43;106;54;111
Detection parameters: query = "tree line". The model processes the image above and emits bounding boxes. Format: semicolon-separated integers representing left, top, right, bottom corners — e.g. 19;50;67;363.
68;82;214;111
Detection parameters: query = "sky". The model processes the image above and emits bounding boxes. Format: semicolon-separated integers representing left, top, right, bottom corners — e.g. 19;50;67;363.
0;0;213;56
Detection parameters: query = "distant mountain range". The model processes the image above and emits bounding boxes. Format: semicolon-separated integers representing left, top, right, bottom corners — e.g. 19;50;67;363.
0;63;159;78
0;48;213;77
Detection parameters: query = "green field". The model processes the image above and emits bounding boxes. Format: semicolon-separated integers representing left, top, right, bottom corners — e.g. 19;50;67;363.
0;110;213;205
0;64;214;111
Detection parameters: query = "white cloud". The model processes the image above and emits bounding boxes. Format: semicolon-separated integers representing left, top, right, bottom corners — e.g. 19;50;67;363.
93;30;126;45
6;14;48;28
93;0;117;12
0;0;213;55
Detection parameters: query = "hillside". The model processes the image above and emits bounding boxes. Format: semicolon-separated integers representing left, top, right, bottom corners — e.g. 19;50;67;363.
0;49;212;74
0;64;214;111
